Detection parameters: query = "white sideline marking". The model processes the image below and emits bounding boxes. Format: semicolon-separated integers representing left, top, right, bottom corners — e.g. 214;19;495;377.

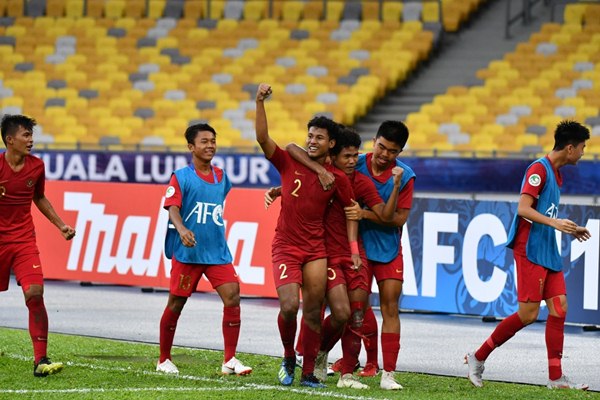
1;353;390;400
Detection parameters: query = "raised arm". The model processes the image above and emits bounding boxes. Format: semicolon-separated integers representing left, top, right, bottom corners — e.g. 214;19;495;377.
285;143;334;190
255;83;277;158
33;194;75;240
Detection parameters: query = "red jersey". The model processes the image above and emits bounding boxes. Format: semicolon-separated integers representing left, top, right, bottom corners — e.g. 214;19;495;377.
269;146;354;249
324;171;383;257
0;153;45;244
163;165;224;209
513;156;562;255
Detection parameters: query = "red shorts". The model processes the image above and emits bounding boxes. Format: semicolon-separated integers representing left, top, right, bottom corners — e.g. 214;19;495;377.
169;256;239;297
272;242;327;288
370;246;404;283
514;253;566;302
0;241;43;292
326;255;369;292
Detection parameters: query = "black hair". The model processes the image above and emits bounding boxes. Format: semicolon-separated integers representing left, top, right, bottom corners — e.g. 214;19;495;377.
1;114;36;146
331;125;361;156
553;120;590;150
375;120;409;149
185;123;216;144
307;115;340;142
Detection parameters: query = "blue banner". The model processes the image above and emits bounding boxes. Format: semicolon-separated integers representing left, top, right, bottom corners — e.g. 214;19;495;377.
368;198;600;325
31;150;599;195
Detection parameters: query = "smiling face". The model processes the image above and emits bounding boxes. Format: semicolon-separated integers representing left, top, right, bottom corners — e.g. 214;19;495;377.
331;146;359;176
305;126;333;160
7;125;34;156
189;130;216;163
371;136;402;170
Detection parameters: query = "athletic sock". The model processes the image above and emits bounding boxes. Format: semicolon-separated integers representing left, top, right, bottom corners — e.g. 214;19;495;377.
546;315;565;381
475;312;525;361
381;332;400;372
295;316;304;356
222;306;241;363
26;295;48;364
301;321;320;376
362;306;379;366
320;314;343;352
340;301;364;374
278;312;297;358
159;306;180;363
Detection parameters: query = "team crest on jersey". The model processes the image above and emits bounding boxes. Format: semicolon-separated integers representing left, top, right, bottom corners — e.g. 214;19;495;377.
528;174;541;187
165;186;175;198
26;179;34;187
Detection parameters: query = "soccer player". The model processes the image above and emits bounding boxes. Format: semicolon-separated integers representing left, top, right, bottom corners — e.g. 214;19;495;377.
344;120;416;390
0;114;75;377
255;83;358;388
281;126;403;389
465;120;591;390
157;123;252;376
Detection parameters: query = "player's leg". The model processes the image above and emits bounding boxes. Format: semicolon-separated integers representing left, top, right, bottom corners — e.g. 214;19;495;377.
466;253;542;387
377;277;403;390
315;280;349;382
299;257;327;388
211;264;252;376
14;247;62;378
157;258;200;374
544;272;587;390
337;286;369;389
359;259;378;377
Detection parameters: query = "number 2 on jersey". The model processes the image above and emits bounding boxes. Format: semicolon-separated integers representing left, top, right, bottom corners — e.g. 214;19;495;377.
290;179;301;197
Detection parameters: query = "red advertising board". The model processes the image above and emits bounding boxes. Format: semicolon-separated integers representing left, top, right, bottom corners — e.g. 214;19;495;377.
33;181;280;298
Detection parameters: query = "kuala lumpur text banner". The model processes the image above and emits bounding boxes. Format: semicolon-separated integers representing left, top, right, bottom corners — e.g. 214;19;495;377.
34;181;599;325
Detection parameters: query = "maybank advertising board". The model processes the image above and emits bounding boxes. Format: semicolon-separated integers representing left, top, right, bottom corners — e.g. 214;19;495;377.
34;181;600;325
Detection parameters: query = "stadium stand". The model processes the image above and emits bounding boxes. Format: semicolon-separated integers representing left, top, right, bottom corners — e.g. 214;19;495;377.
401;0;600;156
0;0;495;152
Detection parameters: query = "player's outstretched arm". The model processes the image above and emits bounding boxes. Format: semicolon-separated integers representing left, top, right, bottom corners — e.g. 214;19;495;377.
517;194;580;235
285;143;334;190
255;83;277;158
33;194;75;240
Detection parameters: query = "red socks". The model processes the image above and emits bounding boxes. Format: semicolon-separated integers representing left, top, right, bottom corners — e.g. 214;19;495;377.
222;306;241;362
159;306;180;363
26;295;48;364
320;314;343;352
341;301;364;374
381;332;400;372
475;312;525;361
546;315;565;380
278;313;297;358
301;321;320;376
362;306;379;366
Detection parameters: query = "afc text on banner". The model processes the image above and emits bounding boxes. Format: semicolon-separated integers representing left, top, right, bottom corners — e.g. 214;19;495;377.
34;181;599;325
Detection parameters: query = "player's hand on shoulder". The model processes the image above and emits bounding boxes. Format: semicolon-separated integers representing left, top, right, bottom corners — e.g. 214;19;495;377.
256;83;272;102
318;170;335;191
61;225;76;241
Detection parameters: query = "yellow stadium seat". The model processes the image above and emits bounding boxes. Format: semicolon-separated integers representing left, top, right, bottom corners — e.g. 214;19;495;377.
325;1;344;21
244;0;266;20
303;0;323;20
46;0;66;17
382;1;402;22
148;0;165;18
7;0;23;17
105;0;125;18
422;2;440;22
183;0;205;19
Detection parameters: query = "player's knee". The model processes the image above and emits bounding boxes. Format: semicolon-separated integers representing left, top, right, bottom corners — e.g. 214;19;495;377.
330;304;350;326
551;296;567;318
280;301;299;317
350;309;364;330
23;284;43;300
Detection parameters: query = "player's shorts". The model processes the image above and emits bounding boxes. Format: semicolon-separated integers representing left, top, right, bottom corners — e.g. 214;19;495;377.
272;241;327;288
514;252;566;302
0;241;43;292
370;246;404;283
169;256;239;297
327;255;369;292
